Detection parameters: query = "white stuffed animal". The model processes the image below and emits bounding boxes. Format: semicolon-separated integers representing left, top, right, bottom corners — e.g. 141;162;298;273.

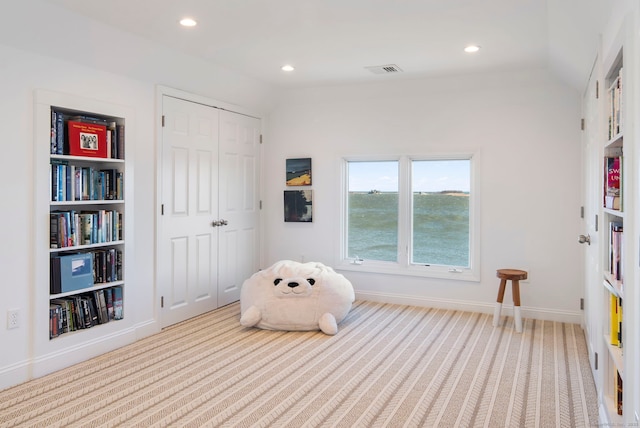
240;260;355;335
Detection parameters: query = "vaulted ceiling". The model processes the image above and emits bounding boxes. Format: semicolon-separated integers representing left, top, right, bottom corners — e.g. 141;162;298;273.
43;0;609;90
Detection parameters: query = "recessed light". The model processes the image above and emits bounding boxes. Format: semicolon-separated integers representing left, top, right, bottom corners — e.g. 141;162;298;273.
464;45;481;53
281;65;295;72
179;17;197;27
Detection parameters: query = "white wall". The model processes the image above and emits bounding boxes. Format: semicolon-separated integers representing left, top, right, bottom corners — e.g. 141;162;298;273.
264;69;584;321
0;1;277;390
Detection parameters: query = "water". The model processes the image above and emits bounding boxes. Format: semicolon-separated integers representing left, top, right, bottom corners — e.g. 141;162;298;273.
348;192;469;266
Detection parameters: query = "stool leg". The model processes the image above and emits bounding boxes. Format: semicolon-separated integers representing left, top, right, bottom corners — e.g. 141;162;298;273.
512;280;522;333
493;279;507;327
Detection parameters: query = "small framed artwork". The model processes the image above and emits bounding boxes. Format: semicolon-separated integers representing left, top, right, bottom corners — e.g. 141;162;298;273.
284;190;313;222
286;158;312;186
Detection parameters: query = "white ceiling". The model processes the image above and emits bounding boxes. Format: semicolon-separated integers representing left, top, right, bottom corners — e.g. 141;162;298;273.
43;0;608;90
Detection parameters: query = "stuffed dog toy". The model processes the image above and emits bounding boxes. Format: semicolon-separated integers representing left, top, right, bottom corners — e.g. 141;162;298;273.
240;260;355;335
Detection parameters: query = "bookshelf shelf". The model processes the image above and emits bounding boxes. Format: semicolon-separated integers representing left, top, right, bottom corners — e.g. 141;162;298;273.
49;240;125;253
50;154;125;164
603;208;624;217
50;200;124;207
50;281;125;299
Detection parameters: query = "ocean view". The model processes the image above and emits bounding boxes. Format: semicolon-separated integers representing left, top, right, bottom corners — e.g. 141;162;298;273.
348;192;470;266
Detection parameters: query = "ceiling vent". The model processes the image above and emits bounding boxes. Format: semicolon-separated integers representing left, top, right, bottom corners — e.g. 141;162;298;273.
365;64;403;74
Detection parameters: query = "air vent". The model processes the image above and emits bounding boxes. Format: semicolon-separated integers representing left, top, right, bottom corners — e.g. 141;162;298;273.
365;64;403;74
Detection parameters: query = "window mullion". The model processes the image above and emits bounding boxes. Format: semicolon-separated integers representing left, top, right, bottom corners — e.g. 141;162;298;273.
397;157;411;267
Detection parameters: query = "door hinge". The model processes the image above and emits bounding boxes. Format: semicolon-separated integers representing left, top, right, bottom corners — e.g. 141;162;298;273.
580;206;584;219
260;134;263;144
595;214;598;232
596;80;599;99
161;204;164;215
580;118;585;130
594;352;598;370
161;296;164;308
580;298;584;310
162;115;165;127
259;200;263;210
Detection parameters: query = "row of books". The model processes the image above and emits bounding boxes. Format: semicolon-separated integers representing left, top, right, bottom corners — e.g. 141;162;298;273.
51;110;124;159
49;286;123;339
608;221;623;284
609;292;623;348
607;68;623;140
50;209;123;249
50;249;122;294
51;161;123;202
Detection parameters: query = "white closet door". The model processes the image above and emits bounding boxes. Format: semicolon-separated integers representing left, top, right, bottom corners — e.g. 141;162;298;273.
217;110;261;306
159;95;220;327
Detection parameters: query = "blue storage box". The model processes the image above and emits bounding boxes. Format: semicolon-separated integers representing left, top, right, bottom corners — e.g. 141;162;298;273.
51;252;94;294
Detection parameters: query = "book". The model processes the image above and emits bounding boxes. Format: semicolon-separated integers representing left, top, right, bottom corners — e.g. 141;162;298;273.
604;156;621;210
55;109;65;155
51;110;58;154
617;297;623;347
113;286;123;320
610;293;619;346
105;288;114;320
616;370;623;415
67;121;108;158
609;221;623;282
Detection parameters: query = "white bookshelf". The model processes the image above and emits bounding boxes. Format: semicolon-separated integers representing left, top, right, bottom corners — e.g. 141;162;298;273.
33;90;136;377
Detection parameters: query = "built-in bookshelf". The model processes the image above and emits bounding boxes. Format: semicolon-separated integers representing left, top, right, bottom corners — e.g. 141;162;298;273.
48;106;126;338
600;47;625;423
34;90;133;376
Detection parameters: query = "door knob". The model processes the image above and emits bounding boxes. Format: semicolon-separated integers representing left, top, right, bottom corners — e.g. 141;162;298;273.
579;234;591;245
211;220;221;227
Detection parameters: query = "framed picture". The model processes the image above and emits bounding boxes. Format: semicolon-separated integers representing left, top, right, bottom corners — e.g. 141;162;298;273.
286;158;312;186
284;190;313;222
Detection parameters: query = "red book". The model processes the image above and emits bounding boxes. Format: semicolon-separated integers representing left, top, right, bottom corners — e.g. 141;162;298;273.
67;121;108;158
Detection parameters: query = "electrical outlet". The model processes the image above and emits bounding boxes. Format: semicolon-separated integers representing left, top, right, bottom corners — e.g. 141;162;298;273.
7;309;19;329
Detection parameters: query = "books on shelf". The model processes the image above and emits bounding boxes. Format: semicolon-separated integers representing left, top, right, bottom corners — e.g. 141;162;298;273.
50;109;124;159
49;285;124;338
50;249;123;294
50;161;123;202
608;68;623;140
50;209;123;249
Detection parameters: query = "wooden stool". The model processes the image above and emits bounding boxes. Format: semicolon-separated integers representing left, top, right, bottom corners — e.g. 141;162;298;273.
492;269;528;332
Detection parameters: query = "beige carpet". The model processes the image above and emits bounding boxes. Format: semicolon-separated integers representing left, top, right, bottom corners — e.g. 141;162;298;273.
0;301;598;427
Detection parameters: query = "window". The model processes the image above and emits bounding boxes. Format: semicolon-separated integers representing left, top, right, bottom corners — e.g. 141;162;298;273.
342;155;478;280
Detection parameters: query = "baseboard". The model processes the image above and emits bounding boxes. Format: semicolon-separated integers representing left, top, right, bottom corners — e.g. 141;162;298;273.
0;318;159;391
0;359;32;391
355;290;583;324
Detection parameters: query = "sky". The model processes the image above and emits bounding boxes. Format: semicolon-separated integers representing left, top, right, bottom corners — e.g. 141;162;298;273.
348;160;470;192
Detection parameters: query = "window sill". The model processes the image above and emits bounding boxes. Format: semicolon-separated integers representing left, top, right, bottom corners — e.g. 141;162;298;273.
335;260;480;282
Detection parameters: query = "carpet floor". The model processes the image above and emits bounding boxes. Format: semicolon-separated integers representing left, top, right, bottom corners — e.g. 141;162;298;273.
0;300;598;427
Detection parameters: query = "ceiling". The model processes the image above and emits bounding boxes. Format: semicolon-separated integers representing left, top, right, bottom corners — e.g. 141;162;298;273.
43;0;608;90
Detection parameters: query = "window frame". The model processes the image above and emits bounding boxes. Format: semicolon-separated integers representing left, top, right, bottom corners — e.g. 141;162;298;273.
338;153;480;282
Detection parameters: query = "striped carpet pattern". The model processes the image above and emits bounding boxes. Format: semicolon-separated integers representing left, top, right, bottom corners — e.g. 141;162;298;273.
0;301;597;427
